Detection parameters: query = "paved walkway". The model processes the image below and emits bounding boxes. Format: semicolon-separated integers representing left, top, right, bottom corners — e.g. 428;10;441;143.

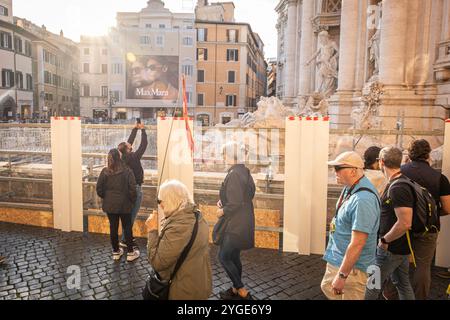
0;222;448;300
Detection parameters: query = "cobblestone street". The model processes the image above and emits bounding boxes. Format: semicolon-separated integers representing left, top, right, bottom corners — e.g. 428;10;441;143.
0;222;448;300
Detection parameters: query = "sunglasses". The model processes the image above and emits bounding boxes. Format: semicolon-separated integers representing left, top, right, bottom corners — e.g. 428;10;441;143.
334;166;355;172
146;64;164;71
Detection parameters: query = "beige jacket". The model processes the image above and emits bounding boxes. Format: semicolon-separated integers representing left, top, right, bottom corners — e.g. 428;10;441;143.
147;204;212;300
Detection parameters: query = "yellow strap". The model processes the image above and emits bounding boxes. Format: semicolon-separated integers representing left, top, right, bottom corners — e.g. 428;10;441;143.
406;230;417;268
447;284;450;296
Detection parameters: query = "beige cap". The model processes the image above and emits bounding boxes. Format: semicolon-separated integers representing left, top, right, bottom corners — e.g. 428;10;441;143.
327;151;364;169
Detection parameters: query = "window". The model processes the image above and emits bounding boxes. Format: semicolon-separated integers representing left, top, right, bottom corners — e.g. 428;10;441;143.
227;49;239;62
145;24;152;28
44;71;51;84
197;48;208;61
1;69;14;87
197;114;210;126
246;74;249;85
101;64;108;74
183;37;193;46
83;63;90;73
197;70;205;82
25;41;31;56
159;24;166;29
140;36;150;45
186;92;192;103
84;48;89;55
197;28;207;42
197;93;204;106
182;65;193;77
102;48;107;55
83;84;90;97
26;74;32;90
111;90;121;102
52;74;58;86
15;71;23;89
0;5;9;16
226;95;237;107
227;29;239;43
14;36;22;54
112;63;123;74
156;35;164;47
0;32;12;49
228;71;235;83
101;86;108;97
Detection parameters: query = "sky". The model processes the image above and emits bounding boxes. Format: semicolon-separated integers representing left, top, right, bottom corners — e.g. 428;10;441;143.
12;0;279;59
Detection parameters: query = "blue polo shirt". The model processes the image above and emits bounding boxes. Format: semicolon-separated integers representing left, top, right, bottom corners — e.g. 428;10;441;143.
323;176;380;272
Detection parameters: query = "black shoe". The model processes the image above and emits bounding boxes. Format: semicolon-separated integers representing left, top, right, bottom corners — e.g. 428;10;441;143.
0;256;6;264
233;292;254;300
436;271;450;279
219;288;237;300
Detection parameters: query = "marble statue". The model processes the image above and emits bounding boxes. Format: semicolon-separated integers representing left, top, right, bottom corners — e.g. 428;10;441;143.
306;31;339;98
368;29;381;78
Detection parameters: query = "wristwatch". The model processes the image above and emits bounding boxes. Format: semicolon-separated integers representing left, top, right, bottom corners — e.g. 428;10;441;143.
380;237;390;245
338;272;348;280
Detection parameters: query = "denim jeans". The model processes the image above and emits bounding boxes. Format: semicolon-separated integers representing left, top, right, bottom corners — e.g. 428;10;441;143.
107;213;133;253
121;185;142;242
364;246;415;300
218;233;244;289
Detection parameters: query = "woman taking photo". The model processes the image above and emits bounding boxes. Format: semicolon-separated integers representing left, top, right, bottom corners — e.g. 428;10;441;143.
96;148;139;262
217;142;256;300
146;180;212;300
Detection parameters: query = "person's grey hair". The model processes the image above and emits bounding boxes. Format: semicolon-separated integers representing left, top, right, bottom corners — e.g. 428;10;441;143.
221;141;248;163
158;180;194;216
379;146;403;169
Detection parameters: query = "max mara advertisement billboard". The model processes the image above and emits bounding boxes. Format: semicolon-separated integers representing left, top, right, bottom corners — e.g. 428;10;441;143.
126;55;179;101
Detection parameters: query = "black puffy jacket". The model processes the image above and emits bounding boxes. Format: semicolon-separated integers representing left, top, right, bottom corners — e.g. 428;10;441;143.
96;167;137;214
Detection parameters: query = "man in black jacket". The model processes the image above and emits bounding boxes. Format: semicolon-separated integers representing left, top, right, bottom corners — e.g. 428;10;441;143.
118;122;148;248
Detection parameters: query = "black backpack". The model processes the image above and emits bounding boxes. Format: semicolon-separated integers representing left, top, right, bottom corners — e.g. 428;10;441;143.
387;177;439;234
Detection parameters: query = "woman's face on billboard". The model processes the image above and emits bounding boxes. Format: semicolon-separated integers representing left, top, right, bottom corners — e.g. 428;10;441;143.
142;58;168;84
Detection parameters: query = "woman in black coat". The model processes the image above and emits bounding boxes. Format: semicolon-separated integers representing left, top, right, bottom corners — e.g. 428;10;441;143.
217;142;256;300
96;149;139;262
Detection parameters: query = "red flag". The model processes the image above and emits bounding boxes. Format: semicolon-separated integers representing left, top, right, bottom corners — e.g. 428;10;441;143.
182;74;194;156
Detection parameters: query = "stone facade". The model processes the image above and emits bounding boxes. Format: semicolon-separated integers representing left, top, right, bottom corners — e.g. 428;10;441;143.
276;0;450;132
79;0;196;121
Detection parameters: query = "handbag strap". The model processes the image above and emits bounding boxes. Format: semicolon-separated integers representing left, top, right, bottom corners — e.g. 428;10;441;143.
169;211;199;282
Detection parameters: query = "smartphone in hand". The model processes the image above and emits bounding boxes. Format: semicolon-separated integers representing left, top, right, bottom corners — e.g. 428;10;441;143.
136;118;141;124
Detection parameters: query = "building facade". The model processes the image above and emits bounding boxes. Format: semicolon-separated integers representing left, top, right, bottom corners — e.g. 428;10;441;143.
0;0;34;120
80;0;196;121
16;18;80;119
194;0;267;126
276;0;450;131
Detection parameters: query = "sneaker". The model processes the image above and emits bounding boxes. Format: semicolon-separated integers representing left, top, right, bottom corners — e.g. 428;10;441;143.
120;239;138;249
219;288;237;300
0;256;6;264
113;248;124;261
127;248;140;262
119;241;127;248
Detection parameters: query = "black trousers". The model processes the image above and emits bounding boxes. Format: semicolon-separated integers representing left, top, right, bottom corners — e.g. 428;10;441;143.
106;213;133;253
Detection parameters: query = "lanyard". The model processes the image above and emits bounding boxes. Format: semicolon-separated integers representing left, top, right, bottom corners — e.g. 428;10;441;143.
335;176;365;218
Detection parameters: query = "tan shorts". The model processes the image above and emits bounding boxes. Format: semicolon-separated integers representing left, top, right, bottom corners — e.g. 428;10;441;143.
320;263;368;300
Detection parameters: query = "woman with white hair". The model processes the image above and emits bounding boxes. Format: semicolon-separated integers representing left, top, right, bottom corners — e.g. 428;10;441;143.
145;180;212;300
216;142;256;300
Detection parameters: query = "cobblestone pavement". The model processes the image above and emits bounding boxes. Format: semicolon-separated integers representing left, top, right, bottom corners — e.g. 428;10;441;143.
0;222;448;300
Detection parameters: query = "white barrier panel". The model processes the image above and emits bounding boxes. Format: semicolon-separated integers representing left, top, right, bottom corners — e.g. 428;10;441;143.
157;117;194;196
50;117;83;232
283;117;329;254
436;119;450;267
